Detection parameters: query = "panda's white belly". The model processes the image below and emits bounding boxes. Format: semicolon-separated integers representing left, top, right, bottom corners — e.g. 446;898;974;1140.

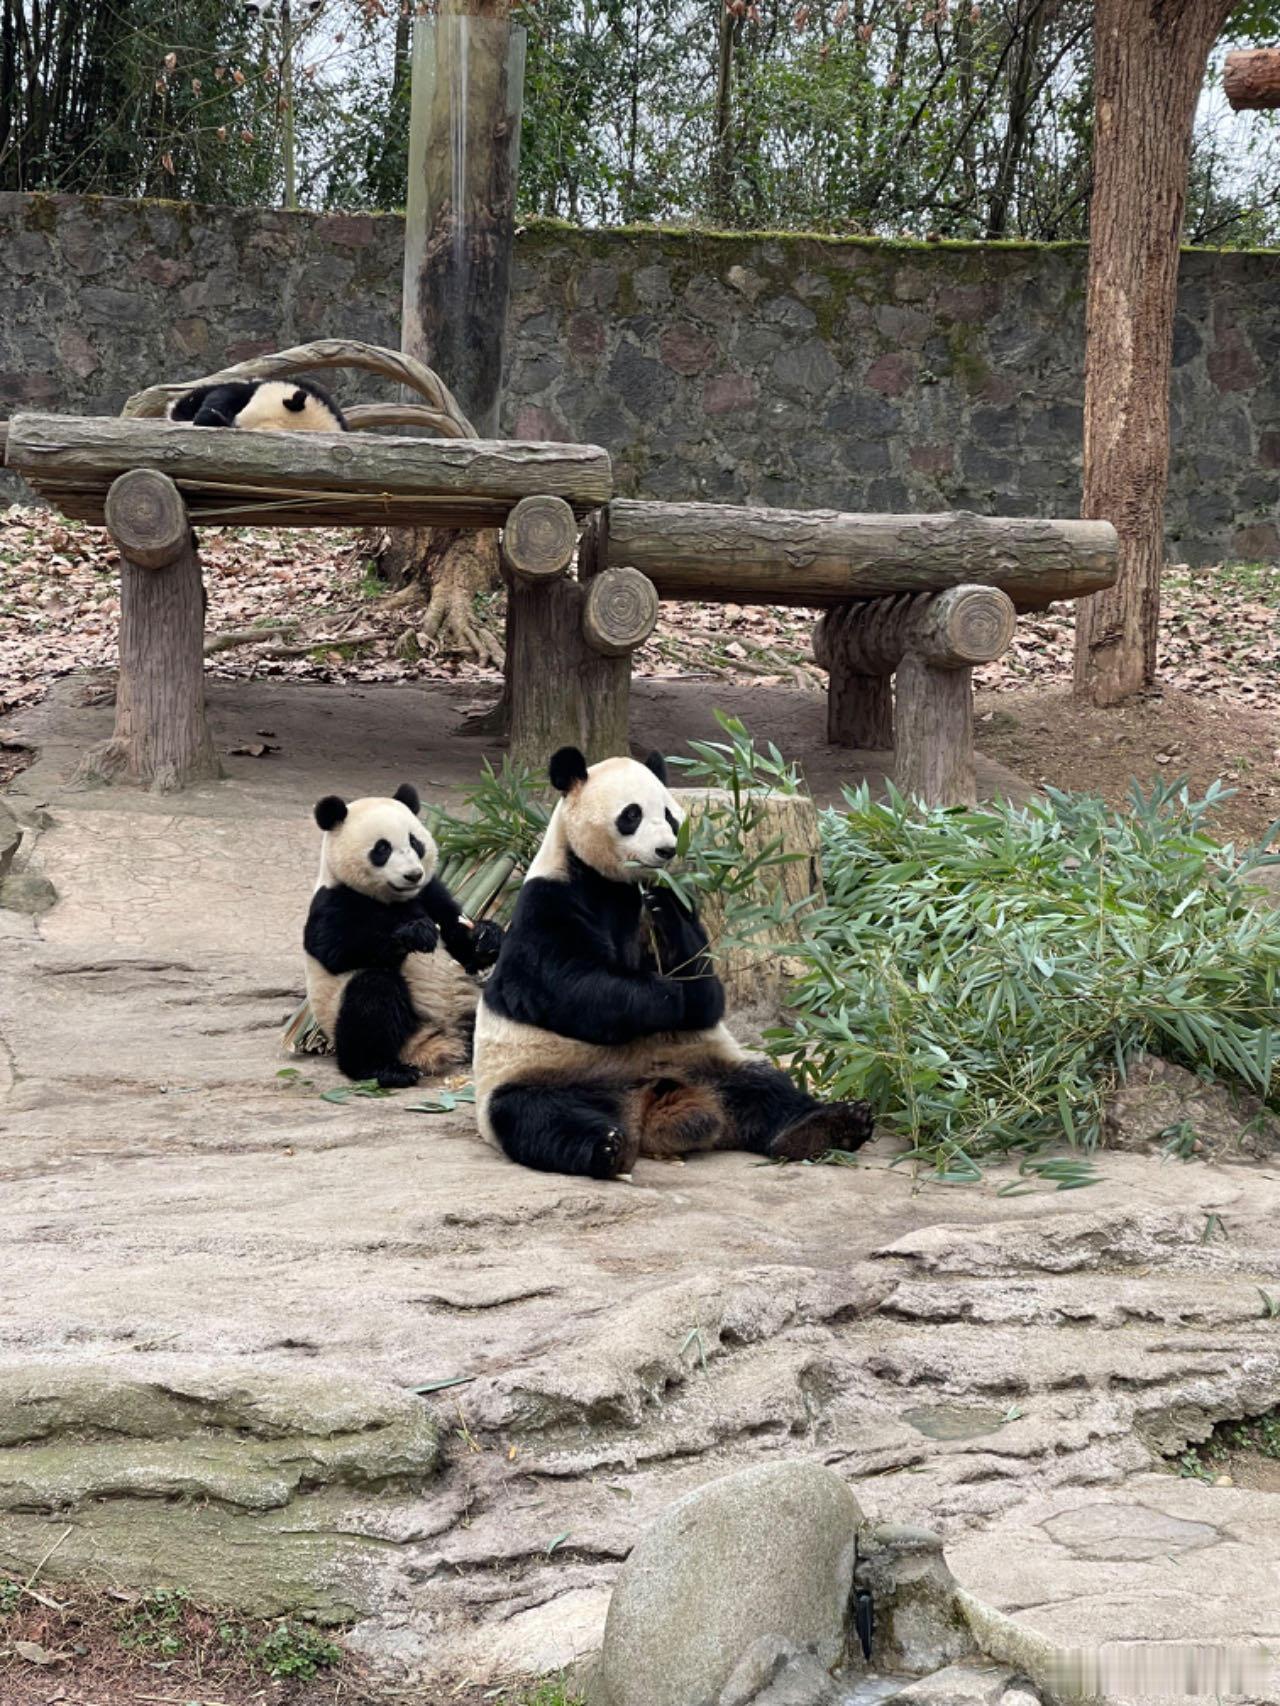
472;1003;745;1145
305;948;477;1047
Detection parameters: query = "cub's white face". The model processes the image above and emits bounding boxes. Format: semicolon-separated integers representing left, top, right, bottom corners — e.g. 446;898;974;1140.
317;793;439;903
558;754;683;885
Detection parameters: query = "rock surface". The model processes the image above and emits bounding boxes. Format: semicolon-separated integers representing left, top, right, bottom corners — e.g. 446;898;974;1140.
1;679;1280;1689
0;801;19;878
950;1477;1279;1703
590;1462;861;1706
0;869;55;913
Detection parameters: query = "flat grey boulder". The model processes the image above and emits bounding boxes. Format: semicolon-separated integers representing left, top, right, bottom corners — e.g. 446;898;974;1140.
590;1461;862;1706
0;801;19;879
0;870;56;914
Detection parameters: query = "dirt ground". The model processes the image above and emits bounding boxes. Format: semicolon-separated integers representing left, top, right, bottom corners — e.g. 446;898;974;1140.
973;682;1280;846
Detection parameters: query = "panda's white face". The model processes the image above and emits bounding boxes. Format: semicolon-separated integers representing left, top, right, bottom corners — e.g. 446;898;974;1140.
315;789;439;903
545;751;683;885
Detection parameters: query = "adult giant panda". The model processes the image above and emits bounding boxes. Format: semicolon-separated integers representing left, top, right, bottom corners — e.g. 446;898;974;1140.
304;783;503;1088
473;747;875;1179
168;377;347;431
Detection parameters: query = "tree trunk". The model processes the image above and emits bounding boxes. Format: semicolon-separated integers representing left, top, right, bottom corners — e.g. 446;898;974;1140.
1073;0;1234;707
396;0;523;662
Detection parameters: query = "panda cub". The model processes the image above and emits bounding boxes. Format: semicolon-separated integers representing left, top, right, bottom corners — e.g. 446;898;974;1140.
304;784;503;1089
473;747;875;1179
169;377;347;432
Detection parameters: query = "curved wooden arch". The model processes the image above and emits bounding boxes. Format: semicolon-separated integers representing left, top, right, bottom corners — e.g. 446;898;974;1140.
122;337;476;438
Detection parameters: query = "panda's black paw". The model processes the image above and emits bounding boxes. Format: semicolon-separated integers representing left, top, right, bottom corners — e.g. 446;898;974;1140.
375;1064;421;1090
770;1099;875;1162
587;1124;640;1181
468;919;504;969
393;918;439;956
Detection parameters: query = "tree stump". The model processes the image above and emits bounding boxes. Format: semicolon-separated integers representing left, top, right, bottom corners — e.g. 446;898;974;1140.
77;470;222;792
501;494;578;582
673;786;824;1014
812;596;914;749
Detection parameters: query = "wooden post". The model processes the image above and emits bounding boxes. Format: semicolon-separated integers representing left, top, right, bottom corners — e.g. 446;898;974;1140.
506;556;657;772
893;586;1015;808
77;470;222;792
812;597;913;749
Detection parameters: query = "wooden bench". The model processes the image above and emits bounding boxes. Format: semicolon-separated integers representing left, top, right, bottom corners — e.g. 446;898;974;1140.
1;340;625;791
577;500;1118;806
2;339;1119;806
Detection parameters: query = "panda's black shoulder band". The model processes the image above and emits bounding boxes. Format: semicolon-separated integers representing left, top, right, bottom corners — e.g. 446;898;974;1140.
393;782;421;814
315;794;347;830
549;747;589;792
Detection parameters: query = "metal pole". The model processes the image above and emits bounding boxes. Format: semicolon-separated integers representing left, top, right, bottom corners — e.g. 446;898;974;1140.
280;0;297;209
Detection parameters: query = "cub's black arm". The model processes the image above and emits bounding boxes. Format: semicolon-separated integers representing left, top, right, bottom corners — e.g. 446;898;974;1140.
304;886;415;973
420;877;503;971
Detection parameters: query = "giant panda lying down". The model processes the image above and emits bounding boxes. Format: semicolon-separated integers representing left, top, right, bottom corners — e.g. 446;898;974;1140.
474;747;875;1179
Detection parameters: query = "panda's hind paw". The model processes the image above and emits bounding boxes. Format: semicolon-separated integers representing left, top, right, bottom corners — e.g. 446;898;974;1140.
770;1099;875;1162
374;1064;421;1090
587;1124;640;1182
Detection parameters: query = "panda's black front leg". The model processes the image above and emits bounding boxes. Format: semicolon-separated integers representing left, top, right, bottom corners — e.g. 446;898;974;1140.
422;877;503;973
333;966;420;1088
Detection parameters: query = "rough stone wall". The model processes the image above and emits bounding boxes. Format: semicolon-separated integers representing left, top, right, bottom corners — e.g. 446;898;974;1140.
2;193;1278;563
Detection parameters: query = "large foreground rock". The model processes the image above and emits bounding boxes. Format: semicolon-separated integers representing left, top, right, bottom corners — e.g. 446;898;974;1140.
590;1461;861;1706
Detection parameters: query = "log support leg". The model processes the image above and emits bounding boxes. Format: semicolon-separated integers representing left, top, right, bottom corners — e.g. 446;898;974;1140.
77;470;222;792
814;585;1016;808
503;501;658;771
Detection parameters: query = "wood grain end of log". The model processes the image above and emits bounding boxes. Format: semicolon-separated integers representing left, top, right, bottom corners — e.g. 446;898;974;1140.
1224;48;1280;110
908;584;1016;668
582;566;659;657
501;493;578;581
104;469;189;570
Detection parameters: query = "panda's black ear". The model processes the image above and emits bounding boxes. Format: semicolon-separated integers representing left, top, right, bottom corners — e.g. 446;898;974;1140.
314;794;347;831
644;751;669;785
393;782;420;815
549;747;589;793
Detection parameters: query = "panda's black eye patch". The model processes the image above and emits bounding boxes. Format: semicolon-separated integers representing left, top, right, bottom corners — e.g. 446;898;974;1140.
370;839;392;867
410;835;425;858
665;809;679;834
616;804;642;836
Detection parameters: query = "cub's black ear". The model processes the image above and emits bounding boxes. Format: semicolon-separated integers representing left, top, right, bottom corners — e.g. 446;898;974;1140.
644;751;668;785
314;794;347;831
393;782;421;815
549;747;589;793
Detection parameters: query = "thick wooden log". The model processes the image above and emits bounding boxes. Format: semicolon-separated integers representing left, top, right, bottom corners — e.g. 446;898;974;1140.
103;468;189;569
1225;48;1280;110
602;500;1117;611
673;788;824;1014
77;473;221;793
501;494;578;582
507;575;631;770
582;567;659;657
4;414;613;529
